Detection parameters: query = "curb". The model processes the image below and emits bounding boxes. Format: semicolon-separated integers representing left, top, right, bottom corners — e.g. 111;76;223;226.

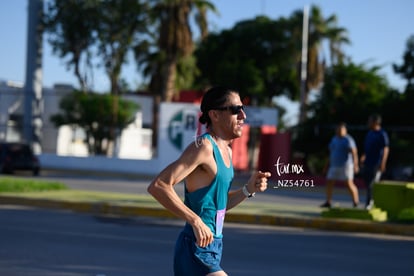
225;213;414;237
1;195;414;237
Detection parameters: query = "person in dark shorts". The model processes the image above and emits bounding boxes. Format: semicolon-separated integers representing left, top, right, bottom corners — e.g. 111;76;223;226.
360;114;390;210
148;86;271;275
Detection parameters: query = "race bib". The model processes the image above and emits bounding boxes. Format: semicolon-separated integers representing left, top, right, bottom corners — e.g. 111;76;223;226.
216;209;226;236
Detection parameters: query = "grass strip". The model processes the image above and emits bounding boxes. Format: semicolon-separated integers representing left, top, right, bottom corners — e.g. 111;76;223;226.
0;176;67;193
0;190;162;207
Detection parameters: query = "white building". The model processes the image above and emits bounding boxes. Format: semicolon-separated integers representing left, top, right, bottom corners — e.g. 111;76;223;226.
0;81;153;160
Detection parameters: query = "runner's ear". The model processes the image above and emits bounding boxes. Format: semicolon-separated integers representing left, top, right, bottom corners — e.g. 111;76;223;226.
208;110;220;124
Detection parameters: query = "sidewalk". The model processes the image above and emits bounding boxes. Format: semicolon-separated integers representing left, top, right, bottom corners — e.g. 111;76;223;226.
1;171;414;237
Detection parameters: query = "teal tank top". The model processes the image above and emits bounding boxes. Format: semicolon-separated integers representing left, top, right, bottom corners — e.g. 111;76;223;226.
184;133;234;238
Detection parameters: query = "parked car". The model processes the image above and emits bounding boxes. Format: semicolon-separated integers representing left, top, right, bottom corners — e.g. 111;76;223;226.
0;142;40;176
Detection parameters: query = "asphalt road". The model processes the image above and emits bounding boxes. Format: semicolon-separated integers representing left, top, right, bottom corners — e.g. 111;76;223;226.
1;205;413;276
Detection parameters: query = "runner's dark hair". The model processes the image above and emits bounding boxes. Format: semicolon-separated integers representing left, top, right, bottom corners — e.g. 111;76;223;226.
199;86;239;127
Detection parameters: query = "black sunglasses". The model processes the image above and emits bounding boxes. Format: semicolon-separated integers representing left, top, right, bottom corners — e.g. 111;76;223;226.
212;105;245;115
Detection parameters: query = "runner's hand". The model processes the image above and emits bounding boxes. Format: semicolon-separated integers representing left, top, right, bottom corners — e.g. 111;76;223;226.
247;170;271;193
191;218;214;247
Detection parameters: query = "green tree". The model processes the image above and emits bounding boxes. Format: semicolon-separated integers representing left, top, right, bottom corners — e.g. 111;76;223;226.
143;0;216;102
312;63;389;124
43;0;99;92
44;0;150;94
393;35;414;89
388;35;414;168
195;16;299;104
195;6;349;107
50;91;139;155
95;0;149;96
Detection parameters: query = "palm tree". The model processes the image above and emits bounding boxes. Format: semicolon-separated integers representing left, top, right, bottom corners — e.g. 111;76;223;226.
147;0;216;102
292;5;350;122
327;25;350;65
139;0;216;152
307;6;350;91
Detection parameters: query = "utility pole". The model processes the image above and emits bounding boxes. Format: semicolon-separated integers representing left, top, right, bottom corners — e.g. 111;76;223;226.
23;0;43;153
299;5;309;124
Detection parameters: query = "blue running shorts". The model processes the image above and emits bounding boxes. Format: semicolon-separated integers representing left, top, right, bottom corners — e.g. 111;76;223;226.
174;230;223;275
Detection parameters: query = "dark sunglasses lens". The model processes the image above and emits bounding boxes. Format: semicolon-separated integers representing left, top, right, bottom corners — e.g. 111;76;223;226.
231;105;243;114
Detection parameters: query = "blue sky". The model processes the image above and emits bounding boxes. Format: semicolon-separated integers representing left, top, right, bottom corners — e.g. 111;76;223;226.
0;0;413;94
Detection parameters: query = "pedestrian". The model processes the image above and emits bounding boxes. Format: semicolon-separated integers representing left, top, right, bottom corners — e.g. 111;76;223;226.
147;86;271;276
360;114;390;210
320;122;360;208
